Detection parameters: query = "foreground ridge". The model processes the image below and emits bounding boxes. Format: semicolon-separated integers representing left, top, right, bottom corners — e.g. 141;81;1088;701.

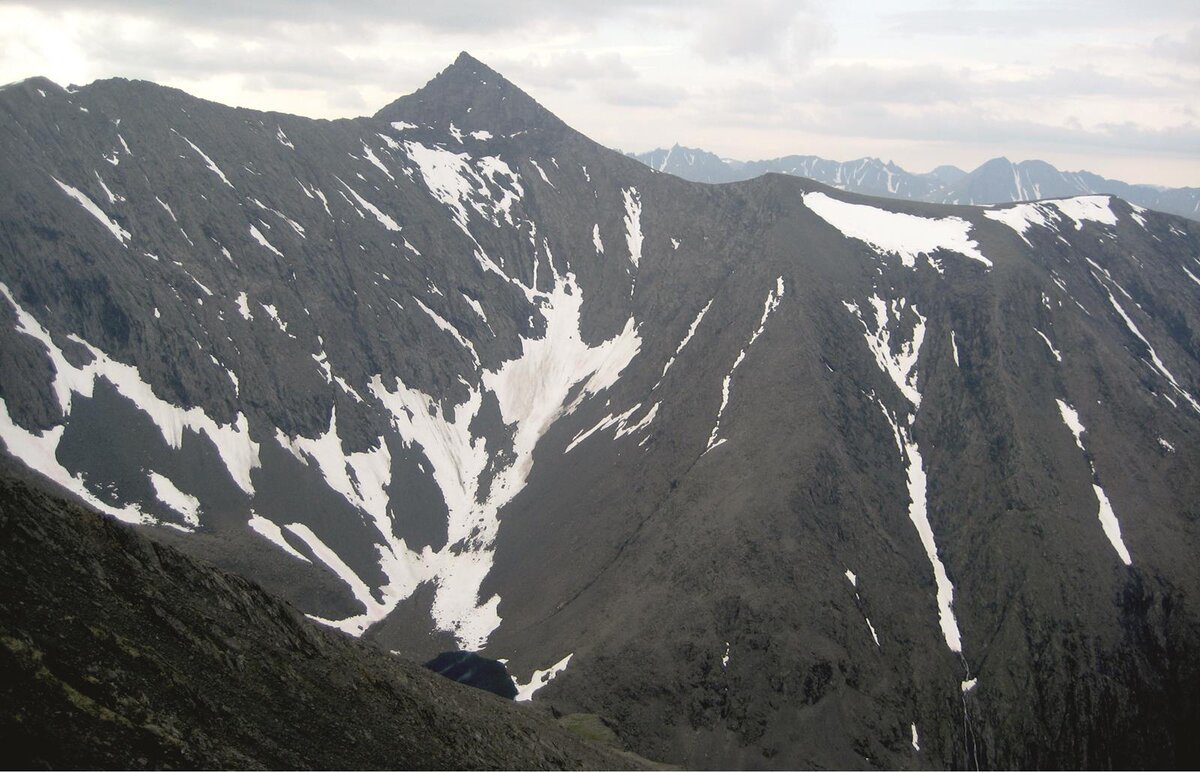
0;472;652;770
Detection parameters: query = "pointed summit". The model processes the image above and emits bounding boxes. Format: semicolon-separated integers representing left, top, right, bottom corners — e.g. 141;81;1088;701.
375;52;566;137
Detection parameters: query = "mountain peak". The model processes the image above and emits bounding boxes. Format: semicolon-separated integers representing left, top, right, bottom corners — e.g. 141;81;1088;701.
375;52;566;136
452;50;488;68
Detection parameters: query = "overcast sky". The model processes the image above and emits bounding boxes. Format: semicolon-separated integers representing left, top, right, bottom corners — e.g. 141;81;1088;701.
2;0;1197;186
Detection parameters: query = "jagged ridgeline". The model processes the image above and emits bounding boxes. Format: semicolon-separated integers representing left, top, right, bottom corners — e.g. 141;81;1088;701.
633;144;1200;220
1;52;1199;769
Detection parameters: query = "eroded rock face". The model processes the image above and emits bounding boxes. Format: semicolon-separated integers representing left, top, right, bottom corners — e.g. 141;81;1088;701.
1;53;1199;769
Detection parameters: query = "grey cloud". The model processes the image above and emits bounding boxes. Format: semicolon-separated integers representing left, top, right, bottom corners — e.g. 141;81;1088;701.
1;0;694;34
795;63;972;105
495;50;684;109
772;61;1183;111
1151;27;1200;64
693;0;831;69
496;51;637;90
804;102;1200;158
885;0;1200;38
594;78;687;109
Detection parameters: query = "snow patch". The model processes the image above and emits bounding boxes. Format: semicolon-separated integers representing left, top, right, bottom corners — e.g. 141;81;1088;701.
350;264;643;648
706;279;784;451
249;224;283;257
657;298;713;387
529;158;553;186
94;171;123;204
1052;195;1118;230
248;513;310;562
461;293;493;334
235;292;252;321
260;304;289;335
983;201;1054;245
514;654;573;702
844;296;926;407
1094;274;1200;414
335;176;401;231
866;617;880;647
359;141;394;180
51;176;129;244
848;295;962;654
148;471;201;528
1034;328;1063;362
805;192;991;269
413;297;479;366
1055;398;1132;565
173;131;233;188
622;187;643;268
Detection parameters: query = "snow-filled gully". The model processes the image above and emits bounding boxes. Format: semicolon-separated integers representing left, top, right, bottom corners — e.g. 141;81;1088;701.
844;294;964;656
275;255;642;648
1054;399;1132;565
705;278;785;453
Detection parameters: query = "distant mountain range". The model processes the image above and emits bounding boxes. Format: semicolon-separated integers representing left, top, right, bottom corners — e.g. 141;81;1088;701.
632;145;1200;220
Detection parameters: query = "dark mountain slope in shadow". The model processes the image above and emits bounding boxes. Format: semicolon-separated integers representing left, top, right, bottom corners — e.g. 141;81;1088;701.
0;470;655;770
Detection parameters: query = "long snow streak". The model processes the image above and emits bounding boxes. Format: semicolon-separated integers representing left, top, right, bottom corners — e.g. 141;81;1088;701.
847;294;962;653
1092;273;1200;414
0;283;260;525
336;176;401;231
413;297;480;366
173;131;234;188
1033;328;1063;362
248;513;309;562
249;224;283;257
1055;399;1132;565
658;298;714;386
899;430;962;652
566;401;658;452
706;278;785;452
148;472;201;529
804;191;991;269
622;187;643;268
51;176;130;244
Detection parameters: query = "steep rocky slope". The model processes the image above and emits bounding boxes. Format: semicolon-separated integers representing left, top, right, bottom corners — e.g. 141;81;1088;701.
1;53;1199;768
